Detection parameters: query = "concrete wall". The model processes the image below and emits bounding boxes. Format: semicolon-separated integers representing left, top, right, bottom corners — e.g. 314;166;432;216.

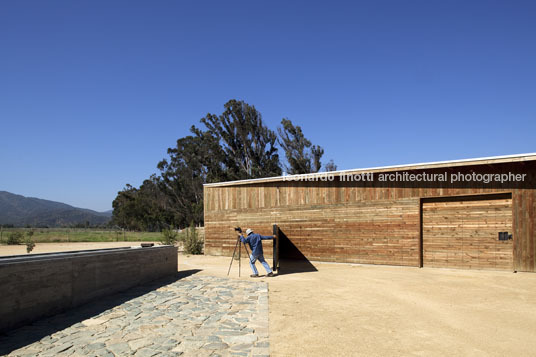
0;245;178;333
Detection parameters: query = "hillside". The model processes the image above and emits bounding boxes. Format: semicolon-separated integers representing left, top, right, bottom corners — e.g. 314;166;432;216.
0;191;112;227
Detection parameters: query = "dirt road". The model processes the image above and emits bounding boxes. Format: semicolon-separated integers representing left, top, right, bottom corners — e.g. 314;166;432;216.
0;242;157;256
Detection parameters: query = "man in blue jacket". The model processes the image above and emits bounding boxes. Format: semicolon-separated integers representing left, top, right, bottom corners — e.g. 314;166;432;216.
240;228;275;277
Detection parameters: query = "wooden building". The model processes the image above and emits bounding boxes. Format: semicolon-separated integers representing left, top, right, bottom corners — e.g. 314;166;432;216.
204;154;536;272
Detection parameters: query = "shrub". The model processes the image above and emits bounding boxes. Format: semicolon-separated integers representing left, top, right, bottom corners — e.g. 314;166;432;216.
26;230;36;253
160;228;179;246
7;232;23;245
183;222;203;255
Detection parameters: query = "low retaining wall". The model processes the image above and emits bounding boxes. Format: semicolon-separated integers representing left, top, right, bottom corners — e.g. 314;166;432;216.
0;245;178;333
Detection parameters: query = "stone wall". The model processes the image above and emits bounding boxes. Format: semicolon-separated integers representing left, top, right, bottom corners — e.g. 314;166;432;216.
0;245;178;333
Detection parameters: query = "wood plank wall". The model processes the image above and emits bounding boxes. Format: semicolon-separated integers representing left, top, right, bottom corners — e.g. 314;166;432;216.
513;189;535;271
205;199;419;265
204;162;536;271
422;197;513;270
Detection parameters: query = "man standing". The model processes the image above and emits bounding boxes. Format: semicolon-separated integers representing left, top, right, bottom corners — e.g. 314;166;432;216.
240;228;275;277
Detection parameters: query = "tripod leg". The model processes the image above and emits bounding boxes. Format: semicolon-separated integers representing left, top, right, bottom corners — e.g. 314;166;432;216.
242;243;252;271
239;238;241;277
243;243;252;263
227;235;240;276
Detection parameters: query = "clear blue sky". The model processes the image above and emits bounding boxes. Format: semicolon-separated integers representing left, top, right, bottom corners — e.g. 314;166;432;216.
1;1;535;212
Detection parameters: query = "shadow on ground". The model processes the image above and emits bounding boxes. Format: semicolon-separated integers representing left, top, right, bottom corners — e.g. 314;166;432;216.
276;228;318;275
0;269;202;356
277;259;318;275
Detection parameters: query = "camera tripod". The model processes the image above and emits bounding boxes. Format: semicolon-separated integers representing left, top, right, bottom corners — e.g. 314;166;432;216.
227;233;253;277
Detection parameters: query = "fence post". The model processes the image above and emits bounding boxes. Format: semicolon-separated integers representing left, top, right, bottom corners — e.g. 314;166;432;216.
272;224;279;273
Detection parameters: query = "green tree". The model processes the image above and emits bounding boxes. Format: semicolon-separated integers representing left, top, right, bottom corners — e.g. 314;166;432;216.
112;131;223;229
113;100;338;231
201;99;281;180
26;230;35;253
111;184;145;230
278;118;324;174
7;231;23;245
156;99;282;227
159;228;179;246
183;221;203;255
157;132;225;227
325;159;337;172
111;176;174;231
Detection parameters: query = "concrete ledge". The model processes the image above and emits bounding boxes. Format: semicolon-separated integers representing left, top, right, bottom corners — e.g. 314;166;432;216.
0;245;178;333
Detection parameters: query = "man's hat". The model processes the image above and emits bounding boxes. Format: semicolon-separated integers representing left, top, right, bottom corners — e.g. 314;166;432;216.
246;228;253;236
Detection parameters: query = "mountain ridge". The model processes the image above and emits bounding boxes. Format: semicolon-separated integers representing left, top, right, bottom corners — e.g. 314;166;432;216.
0;191;112;227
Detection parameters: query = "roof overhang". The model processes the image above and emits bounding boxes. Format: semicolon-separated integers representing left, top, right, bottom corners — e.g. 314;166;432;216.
203;152;536;187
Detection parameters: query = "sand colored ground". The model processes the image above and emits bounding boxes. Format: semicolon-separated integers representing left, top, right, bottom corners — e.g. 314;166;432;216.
0;242;158;256
2;243;536;356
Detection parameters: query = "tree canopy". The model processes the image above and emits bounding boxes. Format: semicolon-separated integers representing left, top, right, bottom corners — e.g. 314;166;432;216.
201;100;281;180
278;118;324;174
111;99;335;230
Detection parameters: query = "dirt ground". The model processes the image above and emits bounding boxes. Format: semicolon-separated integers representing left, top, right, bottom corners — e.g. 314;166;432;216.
2;243;536;356
0;242;158;256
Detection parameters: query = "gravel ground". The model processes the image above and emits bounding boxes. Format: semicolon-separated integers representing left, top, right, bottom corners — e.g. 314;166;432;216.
0;274;269;357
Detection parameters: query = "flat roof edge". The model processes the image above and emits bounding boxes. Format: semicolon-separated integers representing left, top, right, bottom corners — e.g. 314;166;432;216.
203;152;536;187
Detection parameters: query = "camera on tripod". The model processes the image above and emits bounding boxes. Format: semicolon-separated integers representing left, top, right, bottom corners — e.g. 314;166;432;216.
227;226;252;277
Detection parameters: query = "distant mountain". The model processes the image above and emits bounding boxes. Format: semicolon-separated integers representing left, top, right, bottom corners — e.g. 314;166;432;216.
0;191;112;227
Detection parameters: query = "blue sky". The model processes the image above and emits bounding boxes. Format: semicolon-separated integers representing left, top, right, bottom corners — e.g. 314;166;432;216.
1;1;535;211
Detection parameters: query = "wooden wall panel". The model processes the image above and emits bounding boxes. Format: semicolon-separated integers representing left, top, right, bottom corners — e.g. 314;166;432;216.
423;198;513;270
205;198;420;266
513;189;536;272
204;161;535;271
